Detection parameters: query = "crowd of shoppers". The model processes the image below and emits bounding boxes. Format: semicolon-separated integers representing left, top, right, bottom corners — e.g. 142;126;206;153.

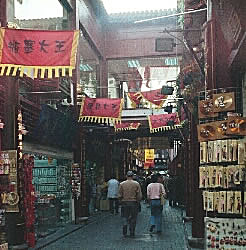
91;170;182;237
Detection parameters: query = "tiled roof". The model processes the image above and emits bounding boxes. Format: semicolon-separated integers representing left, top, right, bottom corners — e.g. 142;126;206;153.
107;9;177;24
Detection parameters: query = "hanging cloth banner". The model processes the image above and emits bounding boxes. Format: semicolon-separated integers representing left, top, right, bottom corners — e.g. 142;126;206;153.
141;88;166;107
79;97;124;124
127;92;142;108
0;28;79;78
114;122;141;132
148;113;182;133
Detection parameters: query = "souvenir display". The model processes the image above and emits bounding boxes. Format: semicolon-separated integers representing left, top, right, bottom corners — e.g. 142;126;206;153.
234;165;240;185
210;166;217;187
216;120;229;139
227;116;246;135
216;166;224;187
203;191;208;211
228;139;234;161
223;167;229;189
221;140;228;161
199;167;206;188
243;192;246;217
218;191;227;213
207;141;214;163
238;140;246;164
205;217;246;249
212;92;235;113
198;123;217;142
232;139;239;161
71;163;81;198
228;165;236;187
213;192;220;213
207;192;214;212
214;140;222;163
198;99;217;119
200;142;207;164
234;191;242;214
226;191;235;214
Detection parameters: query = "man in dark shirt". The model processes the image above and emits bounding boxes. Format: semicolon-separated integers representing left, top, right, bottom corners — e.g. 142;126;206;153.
118;171;142;237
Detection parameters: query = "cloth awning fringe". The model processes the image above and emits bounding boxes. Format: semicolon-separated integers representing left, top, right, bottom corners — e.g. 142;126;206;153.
0;64;74;78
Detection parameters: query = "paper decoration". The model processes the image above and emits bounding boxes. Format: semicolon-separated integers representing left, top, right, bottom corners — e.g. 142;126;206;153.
0;28;79;78
79;97;124;124
213;92;235;113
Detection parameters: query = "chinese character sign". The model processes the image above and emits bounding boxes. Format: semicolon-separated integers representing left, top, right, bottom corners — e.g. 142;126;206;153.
144;149;155;168
79;97;124;124
148;113;182;133
0;28;79;78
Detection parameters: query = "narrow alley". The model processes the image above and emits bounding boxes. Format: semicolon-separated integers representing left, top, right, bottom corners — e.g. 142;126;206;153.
35;201;200;250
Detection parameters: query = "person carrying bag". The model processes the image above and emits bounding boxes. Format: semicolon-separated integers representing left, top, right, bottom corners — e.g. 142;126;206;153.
147;174;166;234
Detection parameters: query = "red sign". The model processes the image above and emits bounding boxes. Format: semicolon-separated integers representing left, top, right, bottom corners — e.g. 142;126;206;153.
114;122;141;132
127;92;142;107
141;88;166;107
148;113;182;133
79;97;123;124
0;28;79;78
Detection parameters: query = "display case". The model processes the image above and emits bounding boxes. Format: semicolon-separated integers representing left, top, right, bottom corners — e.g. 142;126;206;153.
32;158;72;238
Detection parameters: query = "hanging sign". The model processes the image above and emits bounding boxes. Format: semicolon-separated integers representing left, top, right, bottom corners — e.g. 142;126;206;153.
148;113;182;133
141;88;166;107
0;28;79;78
127;92;142;108
114;122;141;132
79;97;124;124
144;149;155;168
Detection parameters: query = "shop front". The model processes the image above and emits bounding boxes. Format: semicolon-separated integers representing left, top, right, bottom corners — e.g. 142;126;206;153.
23;142;73;241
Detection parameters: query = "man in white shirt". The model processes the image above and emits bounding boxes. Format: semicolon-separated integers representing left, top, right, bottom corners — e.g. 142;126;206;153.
107;175;119;214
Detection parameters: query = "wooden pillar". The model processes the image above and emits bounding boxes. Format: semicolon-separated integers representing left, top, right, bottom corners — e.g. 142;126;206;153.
184;137;193;217
99;59;108;98
190;116;205;238
79;128;88;217
0;0;7;27
104;139;112;181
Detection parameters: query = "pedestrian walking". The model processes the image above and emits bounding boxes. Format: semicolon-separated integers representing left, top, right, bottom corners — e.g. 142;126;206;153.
147;174;166;234
118;171;142;237
107;175;119;214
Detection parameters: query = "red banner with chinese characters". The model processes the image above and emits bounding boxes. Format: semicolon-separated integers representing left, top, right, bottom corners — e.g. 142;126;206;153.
148;113;182;133
0;28;79;78
114;122;141;132
79;97;124;124
127;92;142;108
141;88;166;107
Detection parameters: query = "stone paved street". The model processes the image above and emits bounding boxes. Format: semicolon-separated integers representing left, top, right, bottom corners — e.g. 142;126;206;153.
38;201;202;250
